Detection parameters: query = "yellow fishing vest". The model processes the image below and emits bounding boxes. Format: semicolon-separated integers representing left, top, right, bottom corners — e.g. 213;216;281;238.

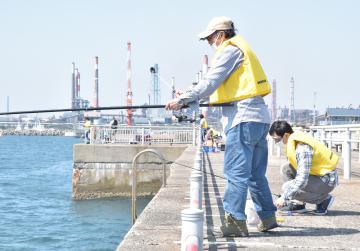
84;120;91;129
200;118;208;129
209;35;271;104
286;131;339;176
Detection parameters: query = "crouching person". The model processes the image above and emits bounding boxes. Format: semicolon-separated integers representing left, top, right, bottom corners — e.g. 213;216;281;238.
269;121;339;215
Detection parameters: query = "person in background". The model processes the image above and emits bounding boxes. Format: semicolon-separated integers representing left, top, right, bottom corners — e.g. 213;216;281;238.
110;116;118;130
109;116;118;141
200;114;209;143
83;117;91;144
165;16;277;236
205;128;214;147
269;120;339;215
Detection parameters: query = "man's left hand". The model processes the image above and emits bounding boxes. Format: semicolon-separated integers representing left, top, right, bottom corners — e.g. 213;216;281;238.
275;197;286;208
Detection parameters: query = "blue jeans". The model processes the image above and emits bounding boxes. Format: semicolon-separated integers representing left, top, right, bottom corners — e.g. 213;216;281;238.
201;128;208;143
223;122;276;220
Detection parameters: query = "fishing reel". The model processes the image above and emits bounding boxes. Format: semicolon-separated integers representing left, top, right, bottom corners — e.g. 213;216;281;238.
172;112;195;123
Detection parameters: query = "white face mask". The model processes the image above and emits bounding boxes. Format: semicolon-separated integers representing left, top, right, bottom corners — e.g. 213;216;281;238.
277;140;285;148
273;136;284;147
212;33;221;50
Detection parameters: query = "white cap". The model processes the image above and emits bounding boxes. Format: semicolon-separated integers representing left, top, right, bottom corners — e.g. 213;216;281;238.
198;16;234;39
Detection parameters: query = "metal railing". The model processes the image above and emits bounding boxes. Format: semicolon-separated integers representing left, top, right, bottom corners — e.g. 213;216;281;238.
131;149;167;225
309;124;360;180
89;125;197;145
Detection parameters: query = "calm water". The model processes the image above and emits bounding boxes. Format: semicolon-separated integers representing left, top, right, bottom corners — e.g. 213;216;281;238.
0;136;152;251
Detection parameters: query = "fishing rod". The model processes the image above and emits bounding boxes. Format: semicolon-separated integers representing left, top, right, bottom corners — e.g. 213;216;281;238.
0;103;232;116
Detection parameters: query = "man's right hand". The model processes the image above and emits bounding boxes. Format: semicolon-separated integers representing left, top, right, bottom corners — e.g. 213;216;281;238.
165;98;183;111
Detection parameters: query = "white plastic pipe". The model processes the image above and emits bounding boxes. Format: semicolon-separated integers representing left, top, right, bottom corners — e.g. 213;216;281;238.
192;126;196;146
181;208;203;251
194;154;202;171
190;173;203;209
343;128;351;180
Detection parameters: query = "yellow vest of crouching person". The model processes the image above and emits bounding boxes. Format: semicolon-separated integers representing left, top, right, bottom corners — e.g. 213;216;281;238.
286;131;339;176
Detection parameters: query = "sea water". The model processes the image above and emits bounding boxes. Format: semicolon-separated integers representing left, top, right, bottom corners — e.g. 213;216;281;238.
0;136;151;251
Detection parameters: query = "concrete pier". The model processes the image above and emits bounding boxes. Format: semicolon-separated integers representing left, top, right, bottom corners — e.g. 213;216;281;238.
72;144;186;199
118;147;360;250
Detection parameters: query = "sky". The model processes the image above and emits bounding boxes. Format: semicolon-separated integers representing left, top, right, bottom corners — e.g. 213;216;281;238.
0;0;359;115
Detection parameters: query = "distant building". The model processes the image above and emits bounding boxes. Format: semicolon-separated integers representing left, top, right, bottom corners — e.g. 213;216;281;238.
324;108;360;125
276;106;316;125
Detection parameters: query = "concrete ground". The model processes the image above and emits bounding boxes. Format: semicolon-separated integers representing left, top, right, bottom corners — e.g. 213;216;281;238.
117;146;360;250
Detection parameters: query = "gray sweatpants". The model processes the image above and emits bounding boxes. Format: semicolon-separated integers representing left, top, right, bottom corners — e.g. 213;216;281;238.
281;162;334;205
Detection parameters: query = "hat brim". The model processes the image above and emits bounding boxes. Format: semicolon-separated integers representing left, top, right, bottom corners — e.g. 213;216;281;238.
198;29;216;40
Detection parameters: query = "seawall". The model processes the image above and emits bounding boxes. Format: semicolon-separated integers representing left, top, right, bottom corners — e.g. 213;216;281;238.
72;144;187;199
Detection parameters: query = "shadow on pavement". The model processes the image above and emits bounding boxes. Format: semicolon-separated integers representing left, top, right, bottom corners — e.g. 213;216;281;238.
250;226;360;237
328;210;360;216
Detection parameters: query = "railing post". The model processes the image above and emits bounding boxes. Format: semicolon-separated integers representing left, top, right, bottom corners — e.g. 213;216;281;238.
141;128;145;145
192;126;196;146
310;129;315;138
197;127;202;147
190;173;202;209
320;129;326;145
131;149;167;225
181;208;204;251
90;126;96;144
343;128;351;180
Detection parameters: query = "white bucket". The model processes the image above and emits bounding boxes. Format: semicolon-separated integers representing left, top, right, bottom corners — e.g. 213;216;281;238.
245;198;260;226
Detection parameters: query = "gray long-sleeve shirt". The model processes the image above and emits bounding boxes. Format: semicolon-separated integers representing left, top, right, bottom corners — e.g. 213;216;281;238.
179;45;270;133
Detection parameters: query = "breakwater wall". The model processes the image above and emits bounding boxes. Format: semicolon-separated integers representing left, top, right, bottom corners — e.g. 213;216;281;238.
72;144;187;200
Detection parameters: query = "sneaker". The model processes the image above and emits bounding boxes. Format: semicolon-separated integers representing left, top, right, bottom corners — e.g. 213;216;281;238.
257;215;278;232
278;203;307;215
220;213;249;237
313;195;334;215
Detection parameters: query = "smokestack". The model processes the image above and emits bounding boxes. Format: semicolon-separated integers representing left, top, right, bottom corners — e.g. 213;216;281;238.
171;77;175;99
76;69;80;99
289;77;295;123
71;62;75;108
93;56;99;108
74;68;79;109
75;68;79;98
150;64;160;105
126;42;133;126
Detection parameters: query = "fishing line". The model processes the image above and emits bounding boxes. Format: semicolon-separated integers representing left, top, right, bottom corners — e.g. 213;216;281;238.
158;155;281;198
